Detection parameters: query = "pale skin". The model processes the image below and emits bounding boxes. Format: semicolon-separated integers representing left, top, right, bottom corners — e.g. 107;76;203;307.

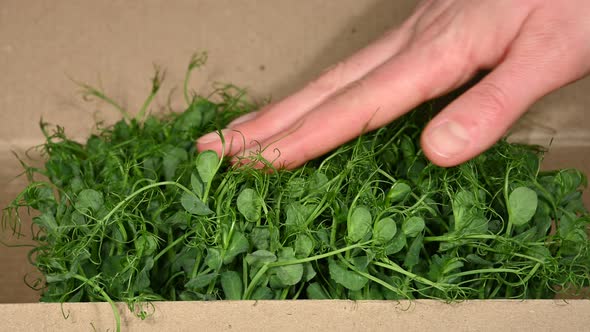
197;0;590;169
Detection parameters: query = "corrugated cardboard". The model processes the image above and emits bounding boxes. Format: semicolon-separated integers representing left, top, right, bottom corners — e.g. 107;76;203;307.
1;1;589;330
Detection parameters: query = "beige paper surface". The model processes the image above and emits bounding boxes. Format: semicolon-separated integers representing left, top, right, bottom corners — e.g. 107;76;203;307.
1;300;590;332
0;2;589;330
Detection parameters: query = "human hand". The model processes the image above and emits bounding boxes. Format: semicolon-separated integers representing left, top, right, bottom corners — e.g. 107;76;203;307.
197;0;590;169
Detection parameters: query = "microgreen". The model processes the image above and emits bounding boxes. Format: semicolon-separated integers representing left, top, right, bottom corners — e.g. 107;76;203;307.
2;55;590;332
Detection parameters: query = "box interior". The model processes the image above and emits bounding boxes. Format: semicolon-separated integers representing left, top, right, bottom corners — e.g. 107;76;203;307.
1;1;589;329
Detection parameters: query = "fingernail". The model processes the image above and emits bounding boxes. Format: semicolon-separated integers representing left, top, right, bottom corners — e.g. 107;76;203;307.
426;121;470;158
228;111;258;128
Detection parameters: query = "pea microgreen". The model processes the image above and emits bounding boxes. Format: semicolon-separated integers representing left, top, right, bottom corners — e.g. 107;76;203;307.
3;54;590;332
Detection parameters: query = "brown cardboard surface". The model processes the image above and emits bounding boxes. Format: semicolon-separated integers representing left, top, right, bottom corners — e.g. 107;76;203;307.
1;0;588;148
0;1;589;330
0;0;416;146
1;300;589;332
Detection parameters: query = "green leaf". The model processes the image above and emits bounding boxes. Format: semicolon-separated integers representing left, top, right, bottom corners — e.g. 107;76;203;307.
173;102;202;132
274;248;303;286
285;202;309;229
245;250;277;268
348;206;372;243
224;231;250;264
172;247;199;274
237;188;262;222
185;272;218;290
367;286;385;300
294;234;314;258
162;211;189;231
251;286;274;300
315;228;331;247
191;172;204;198
220;271;242;300
328;259;368;291
180;192;213;215
386;182;412;204
427;255;463;283
526;246;551;263
196;150;219;184
465;254;493;266
307;172;329;194
555;169;585;202
135;234;159;256
162;146;188;181
384;231;406;255
400;135;415;160
75;189;104;212
452;190;475;231
372;217;397;245
306;282;330;299
205;248;222;270
509;186;538;226
402;216;424;237
285;177;306;198
403;234;423;268
45;272;74;283
302;262;317;282
249;227;270;250
451;190;487;234
351;255;371;271
275;264;304;286
133;257;154;292
33;213;59;235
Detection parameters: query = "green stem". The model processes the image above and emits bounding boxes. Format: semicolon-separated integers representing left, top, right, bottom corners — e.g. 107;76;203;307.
424;234;500;242
153;231;195;263
244;265;269;299
338;254;406;298
446;268;522;280
166;230;176;266
163;271;184;294
72;275;121;332
292;283;305;300
504;167;513;236
101;181;193;224
84;87;131;122
183;68;192;106
137;93;156;122
401;193;430;214
280;287;290;300
330;216;338;247
464;244;547;265
374;259;449;292
244;242;368;299
202;154;224;202
190;250;202;280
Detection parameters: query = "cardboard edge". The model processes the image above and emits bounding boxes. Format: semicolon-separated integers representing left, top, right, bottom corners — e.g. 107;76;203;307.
1;300;589;331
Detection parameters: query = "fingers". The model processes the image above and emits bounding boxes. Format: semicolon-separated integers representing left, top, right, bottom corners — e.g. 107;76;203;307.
421;26;586;167
200;0;590;171
197;24;411;157
240;45;473;169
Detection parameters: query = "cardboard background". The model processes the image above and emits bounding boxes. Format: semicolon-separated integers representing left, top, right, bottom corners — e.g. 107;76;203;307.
1;1;588;304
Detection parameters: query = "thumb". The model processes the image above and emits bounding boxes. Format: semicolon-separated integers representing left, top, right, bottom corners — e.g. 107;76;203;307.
421;33;586;167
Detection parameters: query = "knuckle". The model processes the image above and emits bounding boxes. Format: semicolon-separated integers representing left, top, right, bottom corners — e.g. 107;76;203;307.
412;1;458;43
411;45;472;100
471;81;510;121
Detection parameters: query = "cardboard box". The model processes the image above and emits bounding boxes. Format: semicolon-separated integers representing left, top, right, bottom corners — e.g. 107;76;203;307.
1;1;589;330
